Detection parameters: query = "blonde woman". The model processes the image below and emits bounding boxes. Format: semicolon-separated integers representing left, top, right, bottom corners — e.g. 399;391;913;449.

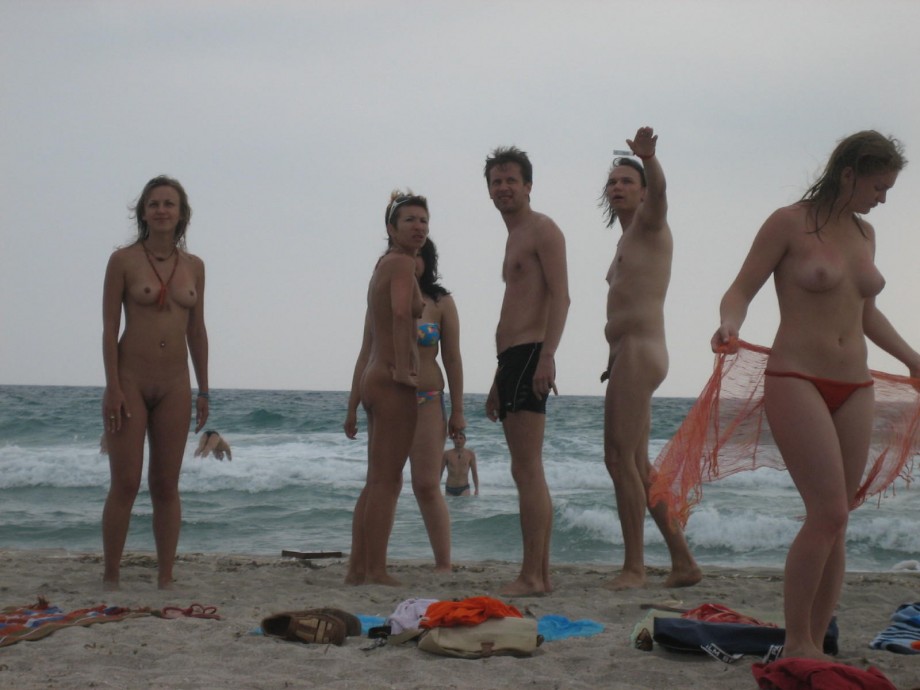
101;175;209;590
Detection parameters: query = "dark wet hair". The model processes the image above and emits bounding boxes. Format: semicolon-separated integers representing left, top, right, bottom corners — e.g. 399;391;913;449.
418;238;450;302
801;130;906;235
131;175;192;247
599;157;646;228
384;189;428;246
484;146;533;185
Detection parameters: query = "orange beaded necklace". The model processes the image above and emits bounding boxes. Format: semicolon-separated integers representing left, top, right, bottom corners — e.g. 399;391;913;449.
143;244;178;309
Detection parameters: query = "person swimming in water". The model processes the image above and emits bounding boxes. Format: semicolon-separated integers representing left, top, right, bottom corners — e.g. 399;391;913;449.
194;430;232;460
442;430;478;497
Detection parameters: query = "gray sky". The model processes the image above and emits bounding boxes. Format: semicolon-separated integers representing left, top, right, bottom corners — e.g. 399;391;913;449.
2;0;919;397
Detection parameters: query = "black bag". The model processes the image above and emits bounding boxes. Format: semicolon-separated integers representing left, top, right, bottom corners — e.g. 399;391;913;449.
652;616;839;663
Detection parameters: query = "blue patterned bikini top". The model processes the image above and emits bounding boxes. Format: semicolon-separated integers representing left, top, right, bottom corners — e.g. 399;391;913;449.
417;322;441;347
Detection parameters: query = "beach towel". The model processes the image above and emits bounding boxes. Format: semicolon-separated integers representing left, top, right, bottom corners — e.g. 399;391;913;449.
869;601;920;654
537;614;604;641
751;658;897;690
649;340;920;528
0;597;150;648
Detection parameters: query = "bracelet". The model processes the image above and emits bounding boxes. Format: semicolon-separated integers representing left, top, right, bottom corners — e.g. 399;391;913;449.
636;152;655;161
197;391;210;399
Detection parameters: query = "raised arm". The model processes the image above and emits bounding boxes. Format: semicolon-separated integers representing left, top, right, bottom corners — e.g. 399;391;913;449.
186;255;209;432
628;127;667;229
438;294;466;437
712;208;790;351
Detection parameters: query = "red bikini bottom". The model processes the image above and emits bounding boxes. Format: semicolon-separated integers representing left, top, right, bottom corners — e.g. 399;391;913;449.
764;370;874;413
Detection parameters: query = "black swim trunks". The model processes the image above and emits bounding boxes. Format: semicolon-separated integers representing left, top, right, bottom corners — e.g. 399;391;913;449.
494;342;547;421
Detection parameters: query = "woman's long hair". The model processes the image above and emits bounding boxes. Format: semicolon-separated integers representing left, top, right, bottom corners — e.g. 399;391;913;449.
418;238;449;302
802;130;906;235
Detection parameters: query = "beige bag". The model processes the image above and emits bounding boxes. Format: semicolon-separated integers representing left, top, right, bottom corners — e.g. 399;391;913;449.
417;617;542;659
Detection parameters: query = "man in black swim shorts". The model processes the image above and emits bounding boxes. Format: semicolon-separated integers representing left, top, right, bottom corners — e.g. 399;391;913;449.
495;342;548;420
483;145;569;596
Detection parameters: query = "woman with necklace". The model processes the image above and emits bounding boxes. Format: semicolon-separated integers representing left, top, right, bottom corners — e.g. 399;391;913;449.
101;175;209;590
343;190;427;586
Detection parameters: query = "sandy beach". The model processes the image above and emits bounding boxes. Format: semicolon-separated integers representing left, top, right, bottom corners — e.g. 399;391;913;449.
0;549;917;689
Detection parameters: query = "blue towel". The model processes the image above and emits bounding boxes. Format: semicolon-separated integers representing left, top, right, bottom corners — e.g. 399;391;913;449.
870;602;920;654
357;614;387;636
537;614;604;641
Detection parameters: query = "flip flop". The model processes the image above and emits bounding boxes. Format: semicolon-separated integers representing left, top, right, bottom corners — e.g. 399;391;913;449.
158;603;221;620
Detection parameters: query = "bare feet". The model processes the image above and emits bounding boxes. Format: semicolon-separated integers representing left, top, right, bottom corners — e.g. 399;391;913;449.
344;570;365;586
433;565;453;575
603;570;647;591
157;577;175;591
103;578;120;592
781;645;833;662
500;577;547;597
664;564;703;589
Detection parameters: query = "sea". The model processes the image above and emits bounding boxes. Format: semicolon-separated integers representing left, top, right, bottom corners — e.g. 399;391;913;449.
1;385;918;573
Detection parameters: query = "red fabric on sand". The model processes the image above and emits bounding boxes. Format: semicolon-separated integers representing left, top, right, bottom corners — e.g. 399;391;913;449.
751;658;897;690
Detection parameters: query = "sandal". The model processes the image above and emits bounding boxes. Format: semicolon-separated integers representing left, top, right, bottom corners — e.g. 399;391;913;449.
159;603;221;620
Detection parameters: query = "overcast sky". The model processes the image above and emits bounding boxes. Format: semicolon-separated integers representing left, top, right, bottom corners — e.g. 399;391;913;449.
2;0;919;398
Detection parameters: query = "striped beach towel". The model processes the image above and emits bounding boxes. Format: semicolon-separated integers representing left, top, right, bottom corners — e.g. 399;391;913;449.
0;597;150;648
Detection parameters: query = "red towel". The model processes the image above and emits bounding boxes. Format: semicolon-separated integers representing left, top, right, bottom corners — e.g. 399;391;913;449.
752;658;897;690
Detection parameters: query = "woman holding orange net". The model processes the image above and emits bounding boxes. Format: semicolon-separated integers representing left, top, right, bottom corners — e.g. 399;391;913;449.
712;131;920;658
711;131;920;660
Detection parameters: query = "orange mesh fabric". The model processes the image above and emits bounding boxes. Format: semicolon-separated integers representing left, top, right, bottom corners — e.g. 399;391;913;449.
649;340;920;528
419;596;522;629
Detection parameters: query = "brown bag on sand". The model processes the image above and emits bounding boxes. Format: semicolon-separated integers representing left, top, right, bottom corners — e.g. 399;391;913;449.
417;617;542;659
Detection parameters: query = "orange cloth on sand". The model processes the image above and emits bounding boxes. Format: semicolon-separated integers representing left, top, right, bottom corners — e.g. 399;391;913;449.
649;340;920;528
419;596;522;629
